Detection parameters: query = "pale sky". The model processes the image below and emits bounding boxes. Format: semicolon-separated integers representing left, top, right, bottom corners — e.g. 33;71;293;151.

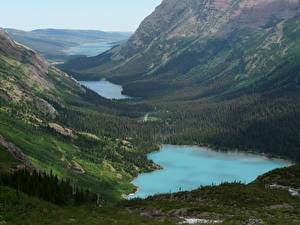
1;0;162;32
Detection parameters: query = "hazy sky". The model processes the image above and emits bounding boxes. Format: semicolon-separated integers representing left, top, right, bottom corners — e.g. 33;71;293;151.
1;0;162;32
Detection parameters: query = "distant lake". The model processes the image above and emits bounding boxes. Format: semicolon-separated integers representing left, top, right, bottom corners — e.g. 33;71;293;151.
128;145;291;199
79;80;130;100
70;42;114;57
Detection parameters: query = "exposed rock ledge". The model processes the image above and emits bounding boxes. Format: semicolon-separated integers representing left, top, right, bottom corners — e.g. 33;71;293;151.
71;160;85;174
179;217;223;224
0;134;37;171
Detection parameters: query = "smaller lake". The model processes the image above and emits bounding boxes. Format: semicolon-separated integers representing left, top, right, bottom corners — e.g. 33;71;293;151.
128;145;291;199
79;80;130;100
70;42;114;57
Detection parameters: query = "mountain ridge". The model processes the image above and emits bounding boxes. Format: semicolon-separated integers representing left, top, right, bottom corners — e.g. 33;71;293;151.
61;0;300;99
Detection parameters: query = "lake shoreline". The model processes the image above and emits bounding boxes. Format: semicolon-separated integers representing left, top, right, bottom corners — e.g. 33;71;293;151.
122;186;141;198
124;143;293;199
79;79;131;100
69;41;115;57
77;79;293;199
126;144;292;199
163;144;294;165
123;145;164;199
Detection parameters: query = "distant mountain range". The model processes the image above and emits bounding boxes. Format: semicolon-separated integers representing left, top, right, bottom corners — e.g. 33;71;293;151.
4;28;132;62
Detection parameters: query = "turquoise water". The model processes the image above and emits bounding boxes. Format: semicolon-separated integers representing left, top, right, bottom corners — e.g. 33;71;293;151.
128;145;291;199
70;42;114;56
79;80;130;100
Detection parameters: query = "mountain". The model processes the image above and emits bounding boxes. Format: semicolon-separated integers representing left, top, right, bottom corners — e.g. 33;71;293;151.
1;4;300;224
61;0;300;161
62;0;300;98
5;28;132;62
0;29;159;201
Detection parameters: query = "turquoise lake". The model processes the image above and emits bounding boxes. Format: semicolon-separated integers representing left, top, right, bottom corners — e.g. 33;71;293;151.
79;80;130;100
128;145;291;199
70;42;114;57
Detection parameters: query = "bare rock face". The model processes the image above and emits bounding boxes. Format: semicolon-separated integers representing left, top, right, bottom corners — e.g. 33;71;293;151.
107;0;300;61
243;219;264;225
0;29;51;93
0;29;52;98
48;123;76;138
0;29;20;58
0;29;49;72
0;30;87;125
35;98;57;119
0;134;37;171
0;30;16;47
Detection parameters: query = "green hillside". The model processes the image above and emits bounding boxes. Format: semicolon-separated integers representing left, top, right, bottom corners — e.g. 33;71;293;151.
1;164;299;224
0;29;161;201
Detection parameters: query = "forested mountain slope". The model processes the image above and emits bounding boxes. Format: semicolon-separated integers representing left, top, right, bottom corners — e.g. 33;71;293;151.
0;29;161;201
62;0;300;98
61;0;300;161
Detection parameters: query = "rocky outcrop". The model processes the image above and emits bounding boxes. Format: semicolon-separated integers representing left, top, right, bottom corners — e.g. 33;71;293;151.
0;29;20;58
71;160;85;174
0;29;82;108
48;123;76;138
35;98;57;119
0;29;49;72
243;219;264;225
266;184;300;197
116;0;300;55
0;134;37;171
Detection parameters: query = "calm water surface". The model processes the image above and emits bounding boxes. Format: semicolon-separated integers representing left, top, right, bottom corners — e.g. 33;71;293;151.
79;80;130;100
128;145;291;199
70;42;114;57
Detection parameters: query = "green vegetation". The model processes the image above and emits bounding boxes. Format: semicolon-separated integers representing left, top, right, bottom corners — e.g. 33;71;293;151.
0;169;98;205
1;164;300;225
0;111;139;201
0;186;175;225
0;146;18;170
161;94;300;161
61;6;300;163
121;164;300;224
255;164;300;188
1;0;300;223
0;30;160;201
